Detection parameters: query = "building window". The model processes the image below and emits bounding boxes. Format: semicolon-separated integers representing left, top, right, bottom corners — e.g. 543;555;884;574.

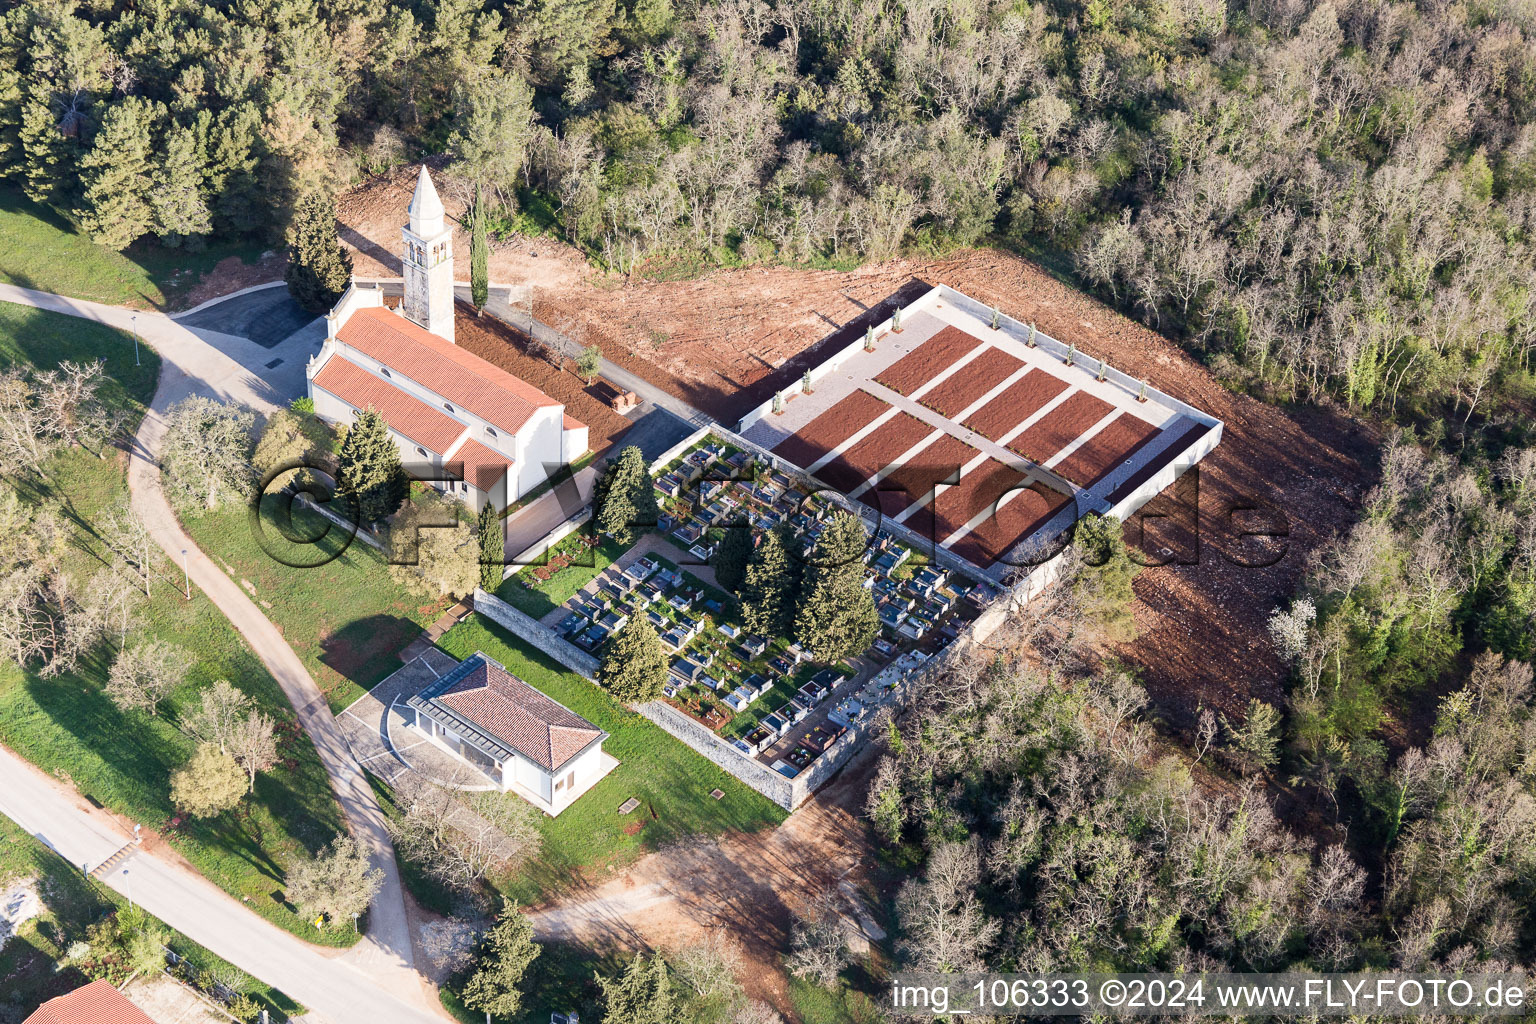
485;426;497;438
460;482;468;493
443;402;454;414
416;447;428;458
554;777;565;792
379;367;391;378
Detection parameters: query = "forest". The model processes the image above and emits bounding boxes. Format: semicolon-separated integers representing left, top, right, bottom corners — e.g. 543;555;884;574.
4;0;1536;432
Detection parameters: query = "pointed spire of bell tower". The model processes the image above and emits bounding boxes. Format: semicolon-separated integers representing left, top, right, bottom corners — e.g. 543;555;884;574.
401;165;454;343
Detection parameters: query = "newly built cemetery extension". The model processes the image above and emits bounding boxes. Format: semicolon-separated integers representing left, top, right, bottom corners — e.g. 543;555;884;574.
740;284;1223;576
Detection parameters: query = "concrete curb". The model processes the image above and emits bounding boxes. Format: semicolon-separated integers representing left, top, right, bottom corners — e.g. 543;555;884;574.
169;280;287;320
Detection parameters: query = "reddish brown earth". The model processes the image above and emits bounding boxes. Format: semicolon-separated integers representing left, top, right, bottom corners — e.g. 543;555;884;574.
812;412;934;494
904;458;1026;552
863;433;979;516
949;481;1067;567
770;389;890;468
963;369;1070;440
1008;390;1114;464
874;326;984;395
919;346;1025;419
1052;411;1162;487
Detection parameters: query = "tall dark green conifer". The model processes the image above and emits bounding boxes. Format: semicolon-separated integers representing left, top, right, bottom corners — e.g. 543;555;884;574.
478;501;503;591
599;616;668;703
461;899;539;1022
285;189;352;313
471;183;489;309
739;524;797;638
793;511;878;662
593;445;658;544
336;409;406;524
76;96;159;249
713;517;753;594
598;953;675;1024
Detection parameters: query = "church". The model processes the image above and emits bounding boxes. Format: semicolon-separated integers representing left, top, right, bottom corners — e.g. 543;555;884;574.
306;167;588;513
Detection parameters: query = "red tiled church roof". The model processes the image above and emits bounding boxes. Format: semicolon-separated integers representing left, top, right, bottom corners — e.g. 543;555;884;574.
24;981;158;1024
337;306;565;437
312;355;466;454
450;438;515;492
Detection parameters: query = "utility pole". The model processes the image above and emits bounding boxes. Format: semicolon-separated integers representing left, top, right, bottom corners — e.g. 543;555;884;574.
131;315;140;366
181;549;190;600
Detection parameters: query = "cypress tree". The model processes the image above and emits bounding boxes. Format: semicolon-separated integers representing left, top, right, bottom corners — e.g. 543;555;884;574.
713;516;753;594
793;511;878;662
739;524;798;638
598;953;675;1024
593;445;657;544
461;899;540;1022
285;189;353;313
471;183;489;309
599;616;668;704
76;96;159;249
336;409;406;524
477;501;503;591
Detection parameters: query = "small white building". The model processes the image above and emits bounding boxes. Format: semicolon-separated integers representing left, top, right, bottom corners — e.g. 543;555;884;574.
404;652;616;815
306;167;588;511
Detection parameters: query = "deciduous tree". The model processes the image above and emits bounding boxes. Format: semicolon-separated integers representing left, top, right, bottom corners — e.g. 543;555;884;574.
286;835;382;930
106;640;190;716
170;743;245;818
160;396;255;512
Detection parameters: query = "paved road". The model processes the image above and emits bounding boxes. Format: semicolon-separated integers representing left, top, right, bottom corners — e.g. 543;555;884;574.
0;744;442;1024
0;284;440;1019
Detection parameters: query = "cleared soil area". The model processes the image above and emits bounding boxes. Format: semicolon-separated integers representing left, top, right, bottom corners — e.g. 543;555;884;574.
919;346;1025;419
903;458;1026;552
963;369;1070;440
948;481;1069;567
812;411;934;493
1008;390;1114;464
863;433;979;516
875;326;985;395
336;169;1381;739
770;388;890;468
1052;411;1162;487
453;306;634;454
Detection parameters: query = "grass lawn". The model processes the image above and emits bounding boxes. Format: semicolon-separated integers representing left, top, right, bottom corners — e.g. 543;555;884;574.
495;530;630;619
0;308;358;946
181;498;450;713
0;187;267;310
0;813;303;1021
786;974;888;1024
436;616;787;906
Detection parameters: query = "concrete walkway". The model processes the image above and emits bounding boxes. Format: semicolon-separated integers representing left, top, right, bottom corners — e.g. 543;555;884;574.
0;285;440;1019
0;744;441;1024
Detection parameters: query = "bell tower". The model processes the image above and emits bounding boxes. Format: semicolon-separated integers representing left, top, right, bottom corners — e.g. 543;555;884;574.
401;165;454;343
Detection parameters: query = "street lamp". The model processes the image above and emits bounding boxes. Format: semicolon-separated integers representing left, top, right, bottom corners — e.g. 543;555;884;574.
130;315;140;367
181;549;190;600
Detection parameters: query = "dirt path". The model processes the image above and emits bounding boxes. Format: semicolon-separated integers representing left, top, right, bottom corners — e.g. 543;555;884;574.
527;751;882;1013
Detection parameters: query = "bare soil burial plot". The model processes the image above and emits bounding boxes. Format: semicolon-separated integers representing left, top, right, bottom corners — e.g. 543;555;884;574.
903;458;1026;549
963;369;1070;440
770;389;891;468
875;326;985;395
812;412;935;494
948;481;1070;568
920;346;1026;419
1051;411;1161;488
1008;390;1114;465
862;433;980;516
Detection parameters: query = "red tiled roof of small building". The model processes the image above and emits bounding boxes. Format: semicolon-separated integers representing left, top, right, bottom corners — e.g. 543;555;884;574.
337;307;563;436
312;356;466;454
427;656;602;771
24;981;159;1024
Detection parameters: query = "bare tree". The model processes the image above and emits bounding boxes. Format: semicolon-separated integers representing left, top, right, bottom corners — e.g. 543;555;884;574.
286;835;383;930
786;891;852;988
387;769;542;892
183;680;252;753
34;360;125;452
229;709;278;792
674;933;744;1001
106;640;190;716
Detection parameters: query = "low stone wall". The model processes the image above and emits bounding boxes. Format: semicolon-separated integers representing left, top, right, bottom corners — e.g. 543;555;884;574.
634;701;797;810
472;588;600;679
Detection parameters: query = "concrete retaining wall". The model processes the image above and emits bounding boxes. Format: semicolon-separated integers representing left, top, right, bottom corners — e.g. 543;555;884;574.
635;701;797;809
472;588;600;679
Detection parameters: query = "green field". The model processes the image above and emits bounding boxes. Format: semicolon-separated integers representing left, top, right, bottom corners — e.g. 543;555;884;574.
0;815;303;1020
181;498;450;713
0;308;358;946
0;187;267;310
495;530;629;619
436;616;787;905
